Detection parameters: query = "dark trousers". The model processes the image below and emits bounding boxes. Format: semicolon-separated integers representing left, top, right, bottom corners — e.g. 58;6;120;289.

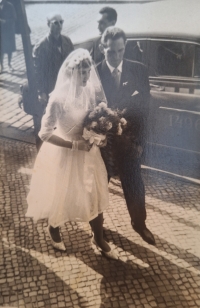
118;156;146;230
103;138;147;230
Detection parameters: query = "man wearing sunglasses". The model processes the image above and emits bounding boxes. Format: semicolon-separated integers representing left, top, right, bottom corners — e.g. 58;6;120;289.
32;13;74;150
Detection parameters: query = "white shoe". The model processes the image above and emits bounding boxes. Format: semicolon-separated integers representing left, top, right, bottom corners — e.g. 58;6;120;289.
91;236;118;260
46;226;66;251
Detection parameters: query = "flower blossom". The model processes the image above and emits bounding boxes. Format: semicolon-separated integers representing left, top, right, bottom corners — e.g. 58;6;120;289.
117;123;123;135
120;118;127;126
91;121;98;128
105;122;113;130
98;102;107;109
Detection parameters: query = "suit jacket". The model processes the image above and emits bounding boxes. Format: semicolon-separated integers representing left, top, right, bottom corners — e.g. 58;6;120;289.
90;36;105;65
33;34;74;96
97;59;150;146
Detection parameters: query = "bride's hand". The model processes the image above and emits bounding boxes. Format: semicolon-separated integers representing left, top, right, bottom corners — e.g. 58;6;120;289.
77;140;92;152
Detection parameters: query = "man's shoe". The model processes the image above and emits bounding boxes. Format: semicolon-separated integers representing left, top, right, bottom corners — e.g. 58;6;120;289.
132;223;156;245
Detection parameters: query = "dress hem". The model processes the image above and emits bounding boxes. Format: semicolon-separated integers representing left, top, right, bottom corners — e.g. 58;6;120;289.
26;209;105;228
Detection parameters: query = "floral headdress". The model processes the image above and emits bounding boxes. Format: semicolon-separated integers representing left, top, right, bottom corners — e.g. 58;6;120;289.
49;49;107;111
67;49;92;69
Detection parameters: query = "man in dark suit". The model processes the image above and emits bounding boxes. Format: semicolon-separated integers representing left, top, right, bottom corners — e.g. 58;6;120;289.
91;7;117;65
33;13;74;150
97;27;155;245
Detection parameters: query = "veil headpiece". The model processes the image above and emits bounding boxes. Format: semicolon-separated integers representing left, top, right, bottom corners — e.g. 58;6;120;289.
49;48;107;110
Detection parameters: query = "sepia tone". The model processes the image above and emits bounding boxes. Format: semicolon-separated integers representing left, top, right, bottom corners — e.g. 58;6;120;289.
0;0;200;307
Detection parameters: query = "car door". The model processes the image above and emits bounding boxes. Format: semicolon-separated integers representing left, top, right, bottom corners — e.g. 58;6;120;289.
125;39;200;178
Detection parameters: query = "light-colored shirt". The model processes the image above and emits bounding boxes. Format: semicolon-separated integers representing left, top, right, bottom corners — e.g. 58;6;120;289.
106;61;123;82
106;61;123;88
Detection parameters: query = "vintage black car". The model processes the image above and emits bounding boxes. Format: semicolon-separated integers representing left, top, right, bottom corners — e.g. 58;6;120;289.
124;35;200;180
74;1;200;179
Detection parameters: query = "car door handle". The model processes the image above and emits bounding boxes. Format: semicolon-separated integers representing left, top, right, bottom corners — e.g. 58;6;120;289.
150;83;165;91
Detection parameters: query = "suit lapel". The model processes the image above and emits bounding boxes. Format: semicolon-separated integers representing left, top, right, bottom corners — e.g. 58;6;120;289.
100;60;114;106
117;59;137;104
117;60;130;103
120;60;129;87
47;35;61;62
61;36;68;59
100;59;138;108
101;60;112;82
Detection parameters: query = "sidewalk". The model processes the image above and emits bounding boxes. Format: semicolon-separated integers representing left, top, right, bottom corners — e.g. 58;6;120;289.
24;0;157;3
0;136;200;308
0;38;35;144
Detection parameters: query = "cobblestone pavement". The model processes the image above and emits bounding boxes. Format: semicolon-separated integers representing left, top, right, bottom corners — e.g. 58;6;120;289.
0;136;200;308
0;47;35;143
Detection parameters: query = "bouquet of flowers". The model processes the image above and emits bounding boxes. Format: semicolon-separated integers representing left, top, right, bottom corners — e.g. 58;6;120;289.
82;102;127;146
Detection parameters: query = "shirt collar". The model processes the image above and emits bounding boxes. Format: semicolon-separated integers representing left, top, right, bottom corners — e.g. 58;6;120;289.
48;34;62;47
106;61;123;73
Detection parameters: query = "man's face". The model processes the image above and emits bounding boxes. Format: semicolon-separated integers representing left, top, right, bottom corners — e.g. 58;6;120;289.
98;13;115;35
103;37;126;68
48;15;64;37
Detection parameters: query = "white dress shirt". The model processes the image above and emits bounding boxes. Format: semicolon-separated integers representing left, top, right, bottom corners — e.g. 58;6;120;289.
106;61;123;83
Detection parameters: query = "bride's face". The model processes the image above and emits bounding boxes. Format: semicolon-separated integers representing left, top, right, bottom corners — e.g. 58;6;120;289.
78;67;91;87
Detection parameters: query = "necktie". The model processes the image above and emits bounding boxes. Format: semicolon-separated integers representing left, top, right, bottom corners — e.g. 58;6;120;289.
112;68;120;89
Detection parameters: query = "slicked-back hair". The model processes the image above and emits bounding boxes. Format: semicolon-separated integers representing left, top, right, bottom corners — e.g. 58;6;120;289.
99;7;117;22
101;27;126;47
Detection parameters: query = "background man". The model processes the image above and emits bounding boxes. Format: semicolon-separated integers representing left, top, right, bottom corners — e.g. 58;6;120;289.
0;0;16;73
97;27;155;245
91;7;117;65
33;13;74;150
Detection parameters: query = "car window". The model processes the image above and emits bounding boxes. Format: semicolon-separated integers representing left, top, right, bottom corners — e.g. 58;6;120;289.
124;40;147;64
149;41;196;78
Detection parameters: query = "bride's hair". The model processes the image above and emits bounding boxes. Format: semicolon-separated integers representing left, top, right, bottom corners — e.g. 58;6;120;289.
77;58;92;69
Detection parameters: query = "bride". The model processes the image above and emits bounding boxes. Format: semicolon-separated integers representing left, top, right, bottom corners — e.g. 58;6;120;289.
26;49;118;259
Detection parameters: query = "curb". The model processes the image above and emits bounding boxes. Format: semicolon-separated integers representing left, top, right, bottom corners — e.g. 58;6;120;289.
142;165;200;186
0;127;35;145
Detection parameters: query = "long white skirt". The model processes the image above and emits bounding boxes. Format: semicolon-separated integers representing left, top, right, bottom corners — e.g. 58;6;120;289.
26;141;109;227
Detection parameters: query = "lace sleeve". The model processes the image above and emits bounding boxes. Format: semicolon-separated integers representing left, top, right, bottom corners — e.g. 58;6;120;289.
38;100;61;142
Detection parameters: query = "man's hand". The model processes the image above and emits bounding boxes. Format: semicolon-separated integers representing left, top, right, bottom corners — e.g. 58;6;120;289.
38;92;48;107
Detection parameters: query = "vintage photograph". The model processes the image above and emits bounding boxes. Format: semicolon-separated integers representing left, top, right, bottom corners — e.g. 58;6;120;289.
0;0;200;307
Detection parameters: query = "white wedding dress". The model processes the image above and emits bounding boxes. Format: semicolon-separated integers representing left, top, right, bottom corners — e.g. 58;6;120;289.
26;91;109;227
